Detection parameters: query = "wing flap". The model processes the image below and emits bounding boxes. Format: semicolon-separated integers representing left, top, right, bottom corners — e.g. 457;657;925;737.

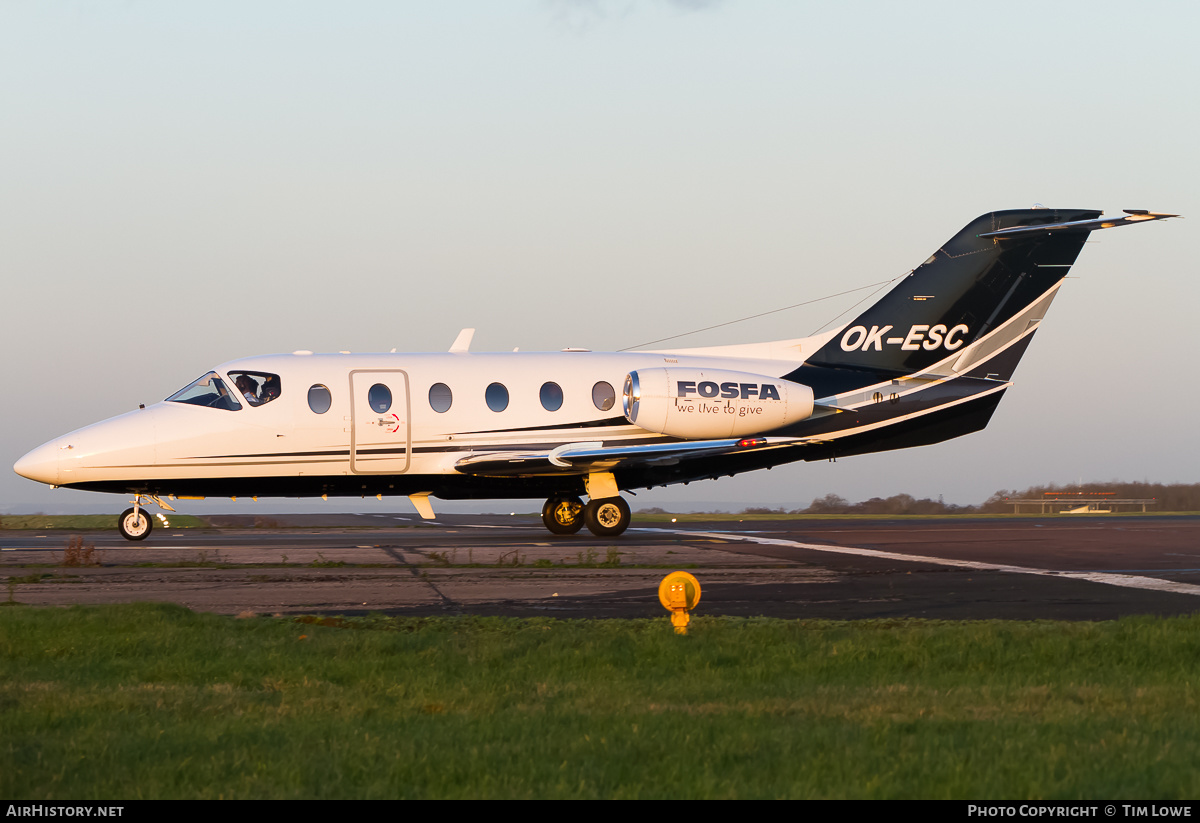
454;437;804;477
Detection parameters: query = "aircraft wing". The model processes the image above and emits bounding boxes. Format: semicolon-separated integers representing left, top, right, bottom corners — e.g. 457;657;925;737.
453;436;804;477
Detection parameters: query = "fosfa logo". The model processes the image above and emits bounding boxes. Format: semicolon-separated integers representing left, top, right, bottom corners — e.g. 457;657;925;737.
840;323;970;352
676;381;782;401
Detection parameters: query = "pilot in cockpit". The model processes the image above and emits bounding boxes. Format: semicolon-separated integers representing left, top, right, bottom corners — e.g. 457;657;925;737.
235;374;260;406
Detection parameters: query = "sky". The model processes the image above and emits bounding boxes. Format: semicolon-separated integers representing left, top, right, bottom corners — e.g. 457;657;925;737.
2;0;1197;515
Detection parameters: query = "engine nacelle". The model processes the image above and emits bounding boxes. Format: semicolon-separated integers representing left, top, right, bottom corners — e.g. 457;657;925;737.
622;368;814;439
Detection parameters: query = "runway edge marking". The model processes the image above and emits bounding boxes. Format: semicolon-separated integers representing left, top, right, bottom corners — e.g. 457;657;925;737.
679;531;1200;598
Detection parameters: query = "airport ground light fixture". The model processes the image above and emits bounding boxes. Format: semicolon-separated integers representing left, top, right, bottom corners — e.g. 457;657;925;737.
659;571;702;635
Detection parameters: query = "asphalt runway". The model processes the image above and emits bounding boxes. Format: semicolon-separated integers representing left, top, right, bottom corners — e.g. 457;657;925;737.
4;514;1200;620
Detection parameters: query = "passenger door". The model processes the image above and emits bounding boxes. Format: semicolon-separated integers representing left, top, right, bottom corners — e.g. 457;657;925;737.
349;370;410;474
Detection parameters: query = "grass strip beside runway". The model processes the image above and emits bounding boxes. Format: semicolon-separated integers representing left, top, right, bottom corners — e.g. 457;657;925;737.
2;603;1198;799
0;515;207;530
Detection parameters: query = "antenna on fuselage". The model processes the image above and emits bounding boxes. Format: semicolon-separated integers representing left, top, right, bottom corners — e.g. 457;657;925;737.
449;328;475;353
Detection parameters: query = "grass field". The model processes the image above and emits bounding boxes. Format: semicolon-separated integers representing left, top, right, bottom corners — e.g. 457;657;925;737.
631;511;1200;521
3;512;1197;532
2;604;1199;799
0;515;207;530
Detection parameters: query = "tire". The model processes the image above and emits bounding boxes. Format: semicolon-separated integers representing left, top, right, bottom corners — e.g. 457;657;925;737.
583;496;631;537
542;496;584;535
118;507;153;541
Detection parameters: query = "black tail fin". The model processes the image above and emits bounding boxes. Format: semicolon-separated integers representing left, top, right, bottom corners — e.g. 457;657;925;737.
805;208;1102;380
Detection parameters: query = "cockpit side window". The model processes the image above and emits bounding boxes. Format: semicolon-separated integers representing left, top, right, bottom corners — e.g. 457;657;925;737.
166;372;242;411
228;371;282;407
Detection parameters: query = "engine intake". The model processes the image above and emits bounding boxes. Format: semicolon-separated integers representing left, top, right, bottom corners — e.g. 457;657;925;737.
622;368;814;439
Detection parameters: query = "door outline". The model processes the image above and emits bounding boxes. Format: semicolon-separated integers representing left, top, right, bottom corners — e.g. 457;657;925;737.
349;369;411;474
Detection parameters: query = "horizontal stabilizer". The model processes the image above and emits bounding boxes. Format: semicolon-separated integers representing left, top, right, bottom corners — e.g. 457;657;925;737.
978;210;1179;239
800;207;1178;381
454;436;803;477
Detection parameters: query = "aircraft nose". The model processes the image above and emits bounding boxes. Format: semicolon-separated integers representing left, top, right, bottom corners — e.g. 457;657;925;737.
13;441;61;486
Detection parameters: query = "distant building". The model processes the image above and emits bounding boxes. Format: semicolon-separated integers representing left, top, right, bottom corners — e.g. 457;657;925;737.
1005;493;1155;514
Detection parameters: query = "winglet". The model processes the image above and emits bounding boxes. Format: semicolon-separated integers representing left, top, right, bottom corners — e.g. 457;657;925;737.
449;328;475;353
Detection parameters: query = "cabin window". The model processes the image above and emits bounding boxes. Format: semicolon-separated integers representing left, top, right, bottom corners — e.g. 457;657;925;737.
429;383;453;413
485;382;509;412
308;384;332;414
228;371;281;407
540;382;563;412
592;381;616;412
368;383;392;413
166;372;242;412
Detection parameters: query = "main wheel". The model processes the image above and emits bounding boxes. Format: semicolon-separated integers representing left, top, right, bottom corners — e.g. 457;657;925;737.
118;507;153;541
583;496;631;537
542;496;585;535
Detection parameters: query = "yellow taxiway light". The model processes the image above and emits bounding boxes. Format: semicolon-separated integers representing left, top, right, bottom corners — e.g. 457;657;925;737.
658;571;701;635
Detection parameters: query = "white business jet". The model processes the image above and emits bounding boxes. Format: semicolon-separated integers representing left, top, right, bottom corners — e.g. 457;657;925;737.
14;208;1177;540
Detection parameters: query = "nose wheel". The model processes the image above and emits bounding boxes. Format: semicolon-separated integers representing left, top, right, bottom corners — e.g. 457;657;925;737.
115;494;173;541
118;507;153;541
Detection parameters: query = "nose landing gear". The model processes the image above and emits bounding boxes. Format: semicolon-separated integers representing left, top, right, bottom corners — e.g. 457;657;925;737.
116;494;175;541
118;506;153;541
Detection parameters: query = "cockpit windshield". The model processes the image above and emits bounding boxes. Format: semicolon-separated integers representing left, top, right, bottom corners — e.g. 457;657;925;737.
228;371;281;407
166;372;242;411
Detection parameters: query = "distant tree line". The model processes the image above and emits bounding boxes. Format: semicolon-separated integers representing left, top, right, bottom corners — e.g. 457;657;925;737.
783;493;975;516
781;481;1200;515
637;482;1200;516
975;481;1200;514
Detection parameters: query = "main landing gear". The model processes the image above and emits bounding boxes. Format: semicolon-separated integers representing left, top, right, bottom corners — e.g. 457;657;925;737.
541;494;631;537
542;496;585;534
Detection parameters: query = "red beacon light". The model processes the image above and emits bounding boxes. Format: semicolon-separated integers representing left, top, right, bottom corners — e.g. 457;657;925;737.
737;438;766;448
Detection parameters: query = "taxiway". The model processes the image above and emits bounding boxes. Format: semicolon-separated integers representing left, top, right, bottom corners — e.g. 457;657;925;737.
3;514;1199;620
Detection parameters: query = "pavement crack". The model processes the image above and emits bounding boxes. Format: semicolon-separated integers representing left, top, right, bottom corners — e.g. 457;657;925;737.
379;544;459;613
